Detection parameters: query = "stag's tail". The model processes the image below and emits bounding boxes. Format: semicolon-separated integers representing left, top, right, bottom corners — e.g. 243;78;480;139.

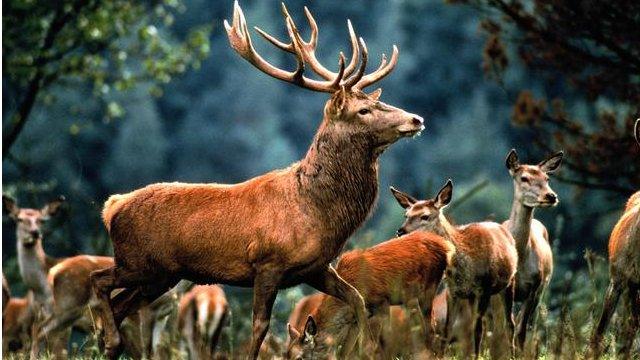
102;194;129;232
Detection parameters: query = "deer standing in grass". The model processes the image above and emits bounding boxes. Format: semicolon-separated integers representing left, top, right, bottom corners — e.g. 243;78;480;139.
503;149;563;351
287;230;454;358
590;120;640;359
177;285;229;360
392;180;518;358
2;195;65;315
90;2;424;359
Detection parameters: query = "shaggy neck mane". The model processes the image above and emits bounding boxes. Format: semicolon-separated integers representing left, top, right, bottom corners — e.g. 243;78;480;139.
297;120;379;248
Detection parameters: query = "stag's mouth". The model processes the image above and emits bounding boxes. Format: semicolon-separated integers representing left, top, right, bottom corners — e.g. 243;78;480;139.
399;126;424;138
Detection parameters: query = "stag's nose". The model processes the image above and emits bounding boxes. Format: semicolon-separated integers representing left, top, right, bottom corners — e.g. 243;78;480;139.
411;115;424;127
545;193;557;204
396;228;407;237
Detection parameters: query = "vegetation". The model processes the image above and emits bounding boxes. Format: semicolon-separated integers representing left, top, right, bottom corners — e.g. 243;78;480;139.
2;0;637;358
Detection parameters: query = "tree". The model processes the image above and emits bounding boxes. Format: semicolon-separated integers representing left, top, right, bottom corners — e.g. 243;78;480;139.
450;0;640;194
3;0;211;157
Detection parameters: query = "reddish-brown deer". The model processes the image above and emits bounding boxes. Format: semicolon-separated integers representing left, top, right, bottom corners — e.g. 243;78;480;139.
3;292;35;354
177;285;229;360
392;180;518;358
503;149;563;351
89;2;423;359
287;298;416;359
286;229;454;358
2;195;64;315
287;293;326;347
590;119;640;359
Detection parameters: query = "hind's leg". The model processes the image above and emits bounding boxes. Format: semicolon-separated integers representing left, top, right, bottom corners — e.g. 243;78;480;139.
619;284;639;359
503;280;516;357
590;280;622;358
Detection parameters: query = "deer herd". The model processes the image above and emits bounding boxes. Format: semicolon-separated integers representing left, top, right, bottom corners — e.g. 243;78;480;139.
2;2;638;360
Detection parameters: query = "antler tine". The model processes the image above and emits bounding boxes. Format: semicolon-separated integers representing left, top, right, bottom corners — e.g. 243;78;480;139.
331;52;347;88
343;37;368;88
354;45;399;90
225;1;343;93
302;8;361;79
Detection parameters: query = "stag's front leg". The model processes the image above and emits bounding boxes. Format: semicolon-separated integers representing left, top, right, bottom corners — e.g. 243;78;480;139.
249;270;281;360
306;265;371;348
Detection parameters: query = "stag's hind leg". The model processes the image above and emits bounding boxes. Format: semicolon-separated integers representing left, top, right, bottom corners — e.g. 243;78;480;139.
90;266;161;359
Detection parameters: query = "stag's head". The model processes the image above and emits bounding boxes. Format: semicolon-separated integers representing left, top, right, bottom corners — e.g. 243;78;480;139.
2;195;65;247
391;180;453;237
506;149;563;208
225;2;424;149
286;316;318;360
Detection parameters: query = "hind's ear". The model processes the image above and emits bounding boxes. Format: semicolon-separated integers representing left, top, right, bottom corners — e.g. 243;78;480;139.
390;187;417;209
288;323;301;341
41;196;66;218
304;315;317;338
538;151;563;173
505;149;520;174
3;195;19;219
434;180;453;209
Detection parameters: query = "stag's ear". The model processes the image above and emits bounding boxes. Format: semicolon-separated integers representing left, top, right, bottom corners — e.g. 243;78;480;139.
41;196;65;218
288;323;301;341
538;151;563;173
368;88;382;101
434;180;453;209
2;195;19;220
505;149;520;174
304;315;317;339
328;86;348;117
390;187;417;209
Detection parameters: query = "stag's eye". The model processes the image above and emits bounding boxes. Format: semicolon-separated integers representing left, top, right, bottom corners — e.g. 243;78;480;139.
358;108;371;115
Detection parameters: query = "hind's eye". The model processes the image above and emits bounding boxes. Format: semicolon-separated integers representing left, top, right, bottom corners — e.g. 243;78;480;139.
358;108;370;115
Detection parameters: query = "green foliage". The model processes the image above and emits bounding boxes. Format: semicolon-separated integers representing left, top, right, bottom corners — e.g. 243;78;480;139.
3;0;211;153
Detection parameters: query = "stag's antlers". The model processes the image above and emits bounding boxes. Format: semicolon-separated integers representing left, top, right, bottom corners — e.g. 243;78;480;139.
224;1;398;93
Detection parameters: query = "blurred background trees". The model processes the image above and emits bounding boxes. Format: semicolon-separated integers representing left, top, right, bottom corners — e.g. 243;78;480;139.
451;0;640;194
3;0;638;349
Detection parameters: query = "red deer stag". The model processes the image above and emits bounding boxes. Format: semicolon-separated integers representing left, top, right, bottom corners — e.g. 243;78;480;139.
392;180;518;358
90;2;423;358
503;149;563;351
287;229;454;358
590;119;640;359
177;285;229;360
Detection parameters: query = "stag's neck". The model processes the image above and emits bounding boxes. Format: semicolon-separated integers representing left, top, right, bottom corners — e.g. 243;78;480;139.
297;126;379;248
17;239;52;308
508;198;534;261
